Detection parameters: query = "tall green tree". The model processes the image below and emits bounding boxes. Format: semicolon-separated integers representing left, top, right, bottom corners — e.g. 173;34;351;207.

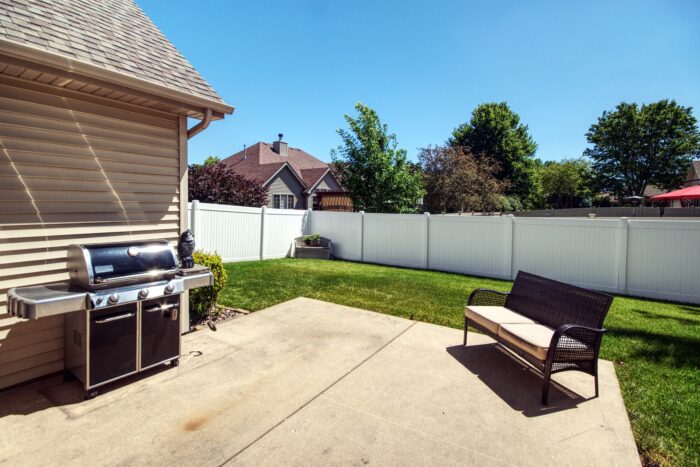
332;103;424;213
584;100;700;197
203;155;221;166
450;102;538;206
539;158;593;209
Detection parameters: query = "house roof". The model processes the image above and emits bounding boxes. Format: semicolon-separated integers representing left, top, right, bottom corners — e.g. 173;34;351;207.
222;142;338;192
0;0;224;106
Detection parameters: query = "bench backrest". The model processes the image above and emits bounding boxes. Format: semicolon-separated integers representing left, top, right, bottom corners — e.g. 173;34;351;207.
505;271;613;329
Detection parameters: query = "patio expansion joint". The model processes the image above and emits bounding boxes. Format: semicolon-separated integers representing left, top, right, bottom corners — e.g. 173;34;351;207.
216;320;418;467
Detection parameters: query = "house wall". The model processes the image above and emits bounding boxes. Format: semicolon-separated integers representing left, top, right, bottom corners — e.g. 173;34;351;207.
0;74;184;390
309;172;343;210
314;172;341;192
266;166;306;209
686;164;699;187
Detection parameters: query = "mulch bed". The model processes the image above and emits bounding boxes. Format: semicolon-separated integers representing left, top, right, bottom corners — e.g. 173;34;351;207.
191;305;249;330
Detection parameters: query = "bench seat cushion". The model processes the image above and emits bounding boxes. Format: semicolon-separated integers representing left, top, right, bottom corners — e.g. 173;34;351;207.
498;323;554;361
465;306;535;334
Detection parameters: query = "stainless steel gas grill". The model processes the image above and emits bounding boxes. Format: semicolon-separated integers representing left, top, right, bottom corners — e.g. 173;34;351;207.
7;239;212;399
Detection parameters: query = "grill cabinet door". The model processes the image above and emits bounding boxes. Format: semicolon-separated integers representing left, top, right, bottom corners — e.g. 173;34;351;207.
89;305;138;386
141;298;180;369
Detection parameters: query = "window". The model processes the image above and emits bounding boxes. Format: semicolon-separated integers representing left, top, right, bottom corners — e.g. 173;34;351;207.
273;194;295;209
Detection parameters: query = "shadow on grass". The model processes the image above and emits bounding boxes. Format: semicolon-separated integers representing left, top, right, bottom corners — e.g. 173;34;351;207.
631;308;700;326
676;305;700;315
606;328;700;369
446;343;593;417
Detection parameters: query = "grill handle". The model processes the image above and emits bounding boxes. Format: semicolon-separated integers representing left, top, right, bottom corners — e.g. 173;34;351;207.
144;303;178;313
93;312;135;324
94;269;177;285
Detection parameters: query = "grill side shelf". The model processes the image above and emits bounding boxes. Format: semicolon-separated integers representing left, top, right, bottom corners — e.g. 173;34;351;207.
7;283;88;319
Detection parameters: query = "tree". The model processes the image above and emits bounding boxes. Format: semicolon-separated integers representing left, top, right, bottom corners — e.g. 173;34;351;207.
188;163;268;207
419;145;507;213
584;100;700;197
331;103;424;213
539;158;593;209
203;155;221;166
450;102;538;206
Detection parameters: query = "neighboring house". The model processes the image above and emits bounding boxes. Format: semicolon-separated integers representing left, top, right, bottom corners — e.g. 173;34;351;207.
222;135;352;211
0;0;232;389
685;160;700;187
651;161;700;207
602;162;700;207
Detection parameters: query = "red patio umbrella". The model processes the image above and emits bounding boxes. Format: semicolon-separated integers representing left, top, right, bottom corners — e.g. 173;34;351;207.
650;185;700;201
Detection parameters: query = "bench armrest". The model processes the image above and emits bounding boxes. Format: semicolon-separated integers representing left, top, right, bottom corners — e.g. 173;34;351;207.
467;289;509;307
549;324;606;362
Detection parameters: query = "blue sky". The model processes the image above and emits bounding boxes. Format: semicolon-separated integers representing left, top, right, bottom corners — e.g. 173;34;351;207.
139;0;700;165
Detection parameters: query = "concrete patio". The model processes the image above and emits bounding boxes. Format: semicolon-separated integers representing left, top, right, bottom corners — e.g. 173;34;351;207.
0;297;639;466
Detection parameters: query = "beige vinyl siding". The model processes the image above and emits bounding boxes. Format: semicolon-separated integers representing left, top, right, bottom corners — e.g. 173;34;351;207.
0;74;182;390
266;166;305;209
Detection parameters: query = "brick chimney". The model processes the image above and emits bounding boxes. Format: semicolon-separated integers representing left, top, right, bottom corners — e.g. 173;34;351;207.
272;133;288;157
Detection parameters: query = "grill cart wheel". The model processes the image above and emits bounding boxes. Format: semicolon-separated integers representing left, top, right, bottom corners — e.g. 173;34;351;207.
171;358;180;367
84;389;99;400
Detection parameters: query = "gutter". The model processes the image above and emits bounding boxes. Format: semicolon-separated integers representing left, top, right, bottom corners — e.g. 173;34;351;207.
187;108;213;139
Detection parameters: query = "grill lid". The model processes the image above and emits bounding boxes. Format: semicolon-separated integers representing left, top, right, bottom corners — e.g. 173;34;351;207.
68;240;178;289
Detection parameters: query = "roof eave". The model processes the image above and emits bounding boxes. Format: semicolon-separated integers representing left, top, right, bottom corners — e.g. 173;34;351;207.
0;38;234;118
303;168;331;194
263;163;308;189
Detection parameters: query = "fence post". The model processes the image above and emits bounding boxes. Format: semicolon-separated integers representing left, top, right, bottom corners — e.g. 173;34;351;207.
260;205;267;261
424;212;430;269
306;208;313;235
506;214;515;280
617;217;629;294
359;211;365;262
190;200;200;238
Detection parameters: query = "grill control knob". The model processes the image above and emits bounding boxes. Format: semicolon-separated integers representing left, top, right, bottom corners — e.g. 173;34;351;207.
108;294;119;305
164;282;175;294
138;289;149;299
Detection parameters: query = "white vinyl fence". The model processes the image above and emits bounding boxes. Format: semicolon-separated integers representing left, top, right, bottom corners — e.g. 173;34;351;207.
188;201;308;262
189;202;700;305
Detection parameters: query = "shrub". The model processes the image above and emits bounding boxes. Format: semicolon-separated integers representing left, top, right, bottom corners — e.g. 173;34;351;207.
494;194;523;212
188;162;268;207
189;250;228;322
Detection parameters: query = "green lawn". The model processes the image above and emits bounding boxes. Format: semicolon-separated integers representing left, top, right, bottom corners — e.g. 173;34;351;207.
220;259;700;466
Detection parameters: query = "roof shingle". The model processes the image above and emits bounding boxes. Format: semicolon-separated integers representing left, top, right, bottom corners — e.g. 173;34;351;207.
0;0;223;103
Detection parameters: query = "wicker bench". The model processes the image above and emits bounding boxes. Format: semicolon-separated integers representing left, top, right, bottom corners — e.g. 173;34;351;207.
464;271;613;404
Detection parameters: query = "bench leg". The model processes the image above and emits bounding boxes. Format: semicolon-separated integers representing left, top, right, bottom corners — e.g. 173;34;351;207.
541;364;553;405
463;316;468;346
594;360;600;398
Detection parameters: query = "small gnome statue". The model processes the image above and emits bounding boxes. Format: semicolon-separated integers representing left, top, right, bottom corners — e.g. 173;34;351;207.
178;230;195;269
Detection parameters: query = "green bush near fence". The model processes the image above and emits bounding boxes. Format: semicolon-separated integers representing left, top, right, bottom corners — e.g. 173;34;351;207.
188;250;227;322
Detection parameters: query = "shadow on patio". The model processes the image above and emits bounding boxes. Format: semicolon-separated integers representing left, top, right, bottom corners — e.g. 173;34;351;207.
446;343;590;417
